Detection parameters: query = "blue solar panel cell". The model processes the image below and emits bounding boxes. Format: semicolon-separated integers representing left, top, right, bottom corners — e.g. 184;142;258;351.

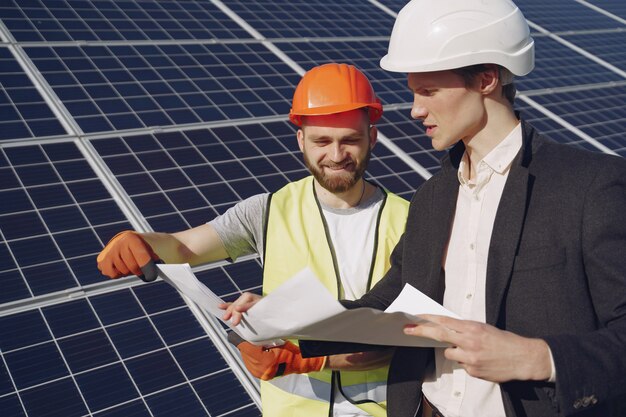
96;400;151;417
0;271;31;305
0;212;47;240
107;319;164;359
59;330;119;373
21;261;76;296
0;310;50;352
125;349;186;395
194;372;253;416
0;360;13;396
5;342;68;389
151;308;206;345
74;363;139;412
43;299;100;338
133;280;186;314
171;334;227;379
89;290;145;326
20;378;88;417
146;384;208;417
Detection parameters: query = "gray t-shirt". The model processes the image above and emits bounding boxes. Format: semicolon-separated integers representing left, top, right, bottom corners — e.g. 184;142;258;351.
209;187;385;263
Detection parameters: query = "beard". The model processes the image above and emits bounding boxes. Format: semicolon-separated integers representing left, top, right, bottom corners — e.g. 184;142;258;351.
303;147;371;193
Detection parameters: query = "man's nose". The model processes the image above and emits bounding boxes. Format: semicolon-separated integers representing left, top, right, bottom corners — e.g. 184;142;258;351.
330;142;347;161
411;95;427;120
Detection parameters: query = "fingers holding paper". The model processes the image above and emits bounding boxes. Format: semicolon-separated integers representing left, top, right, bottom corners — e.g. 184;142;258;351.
220;292;263;325
404;314;552;383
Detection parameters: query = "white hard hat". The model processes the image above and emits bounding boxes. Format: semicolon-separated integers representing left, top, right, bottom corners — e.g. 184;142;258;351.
380;0;534;76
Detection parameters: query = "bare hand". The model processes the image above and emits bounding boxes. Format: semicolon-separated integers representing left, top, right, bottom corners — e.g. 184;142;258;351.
404;314;552;383
219;292;262;326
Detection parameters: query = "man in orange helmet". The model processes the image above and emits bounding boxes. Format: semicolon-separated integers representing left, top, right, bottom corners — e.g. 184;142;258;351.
97;63;409;417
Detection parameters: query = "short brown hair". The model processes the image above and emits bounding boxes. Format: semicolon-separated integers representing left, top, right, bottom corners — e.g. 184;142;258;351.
451;64;516;105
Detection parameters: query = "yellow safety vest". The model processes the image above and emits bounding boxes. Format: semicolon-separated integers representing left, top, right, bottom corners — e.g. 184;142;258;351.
262;176;409;417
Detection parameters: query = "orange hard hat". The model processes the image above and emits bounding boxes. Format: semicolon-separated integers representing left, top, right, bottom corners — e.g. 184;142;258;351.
289;63;383;126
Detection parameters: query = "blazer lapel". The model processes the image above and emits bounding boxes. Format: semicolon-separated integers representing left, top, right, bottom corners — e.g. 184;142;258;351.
427;145;463;304
485;123;534;326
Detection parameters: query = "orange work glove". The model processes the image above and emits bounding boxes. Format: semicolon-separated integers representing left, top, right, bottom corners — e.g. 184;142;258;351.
97;231;160;281
228;332;326;381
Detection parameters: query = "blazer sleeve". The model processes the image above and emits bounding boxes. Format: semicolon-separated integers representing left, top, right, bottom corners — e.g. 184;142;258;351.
544;157;626;415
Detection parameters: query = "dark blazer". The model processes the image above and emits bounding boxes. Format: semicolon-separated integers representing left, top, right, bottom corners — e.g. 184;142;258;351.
302;120;626;417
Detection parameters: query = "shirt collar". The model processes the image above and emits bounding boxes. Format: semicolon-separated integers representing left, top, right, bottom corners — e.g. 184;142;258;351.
457;122;523;186
482;123;523;175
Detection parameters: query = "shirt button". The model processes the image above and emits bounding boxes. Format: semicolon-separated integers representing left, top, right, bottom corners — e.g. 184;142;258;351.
454;391;462;397
466;293;473;300
469;243;475;250
473;195;480;201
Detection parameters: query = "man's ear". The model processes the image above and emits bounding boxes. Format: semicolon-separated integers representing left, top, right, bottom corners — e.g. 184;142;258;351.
480;65;499;95
369;125;378;150
296;128;305;152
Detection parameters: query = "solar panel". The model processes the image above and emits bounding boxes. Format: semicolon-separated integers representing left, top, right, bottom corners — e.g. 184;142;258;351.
0;142;132;304
516;36;624;91
525;85;626;156
221;0;396;38
0;0;252;42
24;43;300;134
1;0;625;416
584;0;626;20
516;0;625;31
0;47;66;141
0;280;260;417
90;121;421;235
377;109;446;176
277;40;409;106
562;31;626;72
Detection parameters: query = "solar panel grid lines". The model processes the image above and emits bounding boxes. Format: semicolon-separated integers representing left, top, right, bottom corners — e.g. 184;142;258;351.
1;0;626;416
511;35;626;91
516;0;626;31
521;85;626;156
573;0;626;23
0;0;253;42
516;94;620;156
23;42;300;135
0;281;260;417
219;0;397;39
89;123;306;232
0;47;68;141
561;31;626;72
274;39;410;106
0;141;134;304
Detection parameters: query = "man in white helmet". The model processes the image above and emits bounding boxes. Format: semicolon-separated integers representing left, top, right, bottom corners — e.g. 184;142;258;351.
288;1;626;416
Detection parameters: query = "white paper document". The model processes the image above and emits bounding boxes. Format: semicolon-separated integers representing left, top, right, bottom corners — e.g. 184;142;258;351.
157;264;459;348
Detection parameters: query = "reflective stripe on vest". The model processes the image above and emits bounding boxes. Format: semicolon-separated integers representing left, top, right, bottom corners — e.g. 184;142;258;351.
262;176;409;417
265;373;387;404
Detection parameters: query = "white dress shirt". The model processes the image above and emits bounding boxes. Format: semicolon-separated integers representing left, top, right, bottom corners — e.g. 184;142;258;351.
422;124;523;417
